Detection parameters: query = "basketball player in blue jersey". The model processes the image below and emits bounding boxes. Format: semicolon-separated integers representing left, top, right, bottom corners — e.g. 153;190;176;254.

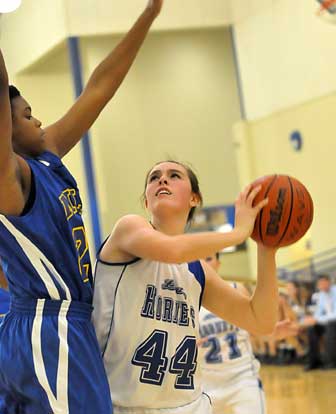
199;253;298;414
0;1;163;413
92;160;279;414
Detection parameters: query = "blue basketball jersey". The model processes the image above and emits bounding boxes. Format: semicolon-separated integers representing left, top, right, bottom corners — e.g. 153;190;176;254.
0;152;112;413
0;151;92;302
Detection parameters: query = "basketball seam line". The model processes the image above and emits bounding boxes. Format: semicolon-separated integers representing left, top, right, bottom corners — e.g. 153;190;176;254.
259;175;277;245
278;176;294;246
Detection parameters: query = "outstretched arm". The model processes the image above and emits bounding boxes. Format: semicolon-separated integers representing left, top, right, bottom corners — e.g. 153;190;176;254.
0;50;12;168
101;184;268;263
0;49;28;215
45;0;163;158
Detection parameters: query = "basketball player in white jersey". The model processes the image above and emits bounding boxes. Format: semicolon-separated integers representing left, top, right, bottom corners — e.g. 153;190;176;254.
199;253;299;414
92;160;279;414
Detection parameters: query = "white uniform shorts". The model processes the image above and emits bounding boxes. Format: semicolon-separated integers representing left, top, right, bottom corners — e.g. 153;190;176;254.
112;393;212;414
202;370;266;414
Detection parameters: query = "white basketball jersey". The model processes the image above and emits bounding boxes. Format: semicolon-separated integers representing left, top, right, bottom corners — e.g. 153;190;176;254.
198;303;260;381
92;257;205;410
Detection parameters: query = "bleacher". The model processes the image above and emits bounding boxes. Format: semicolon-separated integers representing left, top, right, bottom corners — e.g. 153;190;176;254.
278;248;336;283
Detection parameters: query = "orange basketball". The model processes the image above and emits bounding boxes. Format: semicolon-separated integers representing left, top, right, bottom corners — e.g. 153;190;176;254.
251;175;314;248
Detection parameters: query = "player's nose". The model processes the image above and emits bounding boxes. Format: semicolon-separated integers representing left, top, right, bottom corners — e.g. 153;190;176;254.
34;118;42;128
159;176;168;185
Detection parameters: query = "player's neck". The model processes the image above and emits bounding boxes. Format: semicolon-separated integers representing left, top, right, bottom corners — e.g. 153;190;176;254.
151;215;186;236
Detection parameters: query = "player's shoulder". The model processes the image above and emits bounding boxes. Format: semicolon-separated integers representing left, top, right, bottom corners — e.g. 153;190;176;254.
114;214;151;232
106;214;151;249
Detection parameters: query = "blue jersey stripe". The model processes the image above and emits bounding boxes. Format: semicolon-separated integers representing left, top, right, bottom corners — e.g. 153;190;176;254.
188;260;205;309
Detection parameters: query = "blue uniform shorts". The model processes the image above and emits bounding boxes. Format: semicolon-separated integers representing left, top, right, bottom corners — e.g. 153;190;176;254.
0;299;113;413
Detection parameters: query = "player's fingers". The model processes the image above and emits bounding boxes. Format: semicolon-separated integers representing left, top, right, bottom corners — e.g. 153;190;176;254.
235;188;246;203
236;184;253;204
280;318;291;326
254;197;268;212
240;184;253;201
246;185;262;205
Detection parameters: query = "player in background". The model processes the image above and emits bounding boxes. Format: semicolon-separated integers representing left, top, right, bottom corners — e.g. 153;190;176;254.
92;160;279;414
199;252;299;414
0;1;163;413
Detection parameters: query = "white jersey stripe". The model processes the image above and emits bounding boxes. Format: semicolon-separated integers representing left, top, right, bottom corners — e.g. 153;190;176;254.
0;216;71;300
32;300;58;411
32;299;70;414
57;301;70;413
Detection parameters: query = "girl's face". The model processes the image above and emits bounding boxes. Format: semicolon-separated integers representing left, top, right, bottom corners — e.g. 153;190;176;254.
11;96;46;157
145;162;199;221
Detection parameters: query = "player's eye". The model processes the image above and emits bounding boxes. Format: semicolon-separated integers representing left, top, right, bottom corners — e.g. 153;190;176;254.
149;175;159;182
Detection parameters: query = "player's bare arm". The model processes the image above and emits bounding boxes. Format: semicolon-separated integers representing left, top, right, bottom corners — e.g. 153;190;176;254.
100;214;247;264
202;245;278;336
45;0;164;158
0;50;28;215
100;186;268;263
101;213;261;265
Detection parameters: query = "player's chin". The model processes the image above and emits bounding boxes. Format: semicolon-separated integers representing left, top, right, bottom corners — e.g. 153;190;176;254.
30;142;47;157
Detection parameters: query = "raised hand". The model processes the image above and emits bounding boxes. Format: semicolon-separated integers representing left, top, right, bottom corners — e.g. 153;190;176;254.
234;184;268;241
146;0;164;17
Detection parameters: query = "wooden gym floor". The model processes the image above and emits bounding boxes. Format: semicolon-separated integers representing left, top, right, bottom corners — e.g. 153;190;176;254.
261;365;336;414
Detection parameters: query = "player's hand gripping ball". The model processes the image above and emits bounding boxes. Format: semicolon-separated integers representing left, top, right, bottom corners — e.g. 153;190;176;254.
251;175;314;248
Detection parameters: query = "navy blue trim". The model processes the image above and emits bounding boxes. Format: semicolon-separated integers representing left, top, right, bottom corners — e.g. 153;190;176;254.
203;392;212;406
229;26;246;120
258;378;265;414
96;235;110;260
98;257;141;267
67;37;102;253
188;260;205;309
95;234;141;266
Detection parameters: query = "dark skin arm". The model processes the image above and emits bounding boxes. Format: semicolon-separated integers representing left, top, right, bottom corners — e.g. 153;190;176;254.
45;0;163;158
0;1;163;216
0;50;28;215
